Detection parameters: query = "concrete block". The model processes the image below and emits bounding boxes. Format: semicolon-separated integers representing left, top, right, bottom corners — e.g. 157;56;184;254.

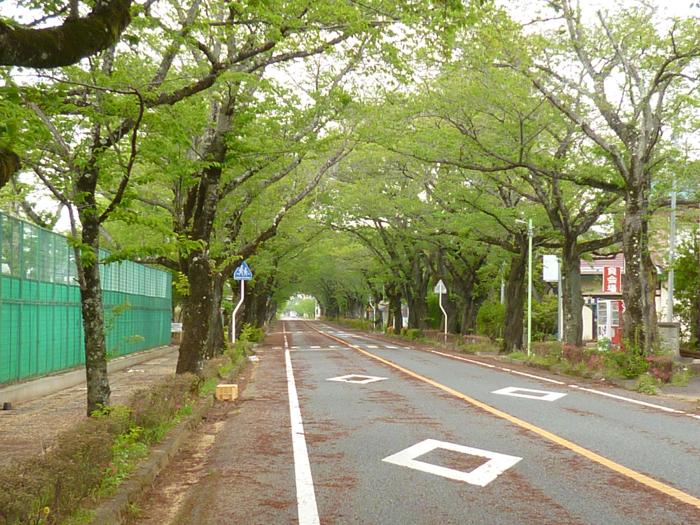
215;384;238;401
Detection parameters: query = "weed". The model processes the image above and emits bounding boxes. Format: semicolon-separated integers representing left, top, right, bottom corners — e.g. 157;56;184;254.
671;367;691;387
199;377;218;397
635;374;659;395
240;324;265;343
603;348;649;379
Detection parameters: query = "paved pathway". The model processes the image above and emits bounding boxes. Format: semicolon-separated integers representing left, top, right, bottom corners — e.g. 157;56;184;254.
0;348;178;467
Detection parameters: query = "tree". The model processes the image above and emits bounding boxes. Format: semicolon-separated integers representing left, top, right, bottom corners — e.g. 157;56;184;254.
515;0;700;352
0;0;134;187
675;235;699;348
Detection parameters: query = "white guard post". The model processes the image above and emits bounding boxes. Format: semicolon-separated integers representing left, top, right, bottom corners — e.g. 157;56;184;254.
434;279;448;345
232;280;245;344
232;261;254;343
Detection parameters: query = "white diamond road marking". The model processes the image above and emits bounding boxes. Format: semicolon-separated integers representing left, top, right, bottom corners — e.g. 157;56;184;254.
326;374;387;384
492;386;567;402
382;439;521;487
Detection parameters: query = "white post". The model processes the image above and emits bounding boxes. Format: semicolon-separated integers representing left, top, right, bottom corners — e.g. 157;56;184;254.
500;262;505;305
667;179;676;322
527;218;533;356
438;292;447;345
231;280;245;344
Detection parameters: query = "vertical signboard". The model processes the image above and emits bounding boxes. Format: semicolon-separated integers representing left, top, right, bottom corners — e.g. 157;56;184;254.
602;266;621;293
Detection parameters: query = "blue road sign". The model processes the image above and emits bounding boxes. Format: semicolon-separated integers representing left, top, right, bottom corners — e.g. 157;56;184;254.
233;261;253;281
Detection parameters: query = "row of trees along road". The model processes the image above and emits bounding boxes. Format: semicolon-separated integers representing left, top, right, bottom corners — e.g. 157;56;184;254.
0;0;474;413
274;2;699;354
1;1;699;413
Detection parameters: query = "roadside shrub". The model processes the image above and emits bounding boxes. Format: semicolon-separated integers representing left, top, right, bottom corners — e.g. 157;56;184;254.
128;373;197;443
635;374;659;395
240;324;264;343
459;341;500;354
646;355;673;383
562;344;585;365
603;348;649;378
0;410;130;525
0;343;248;525
401;328;424;340
532;341;563;359
476;301;505;340
532;295;557;341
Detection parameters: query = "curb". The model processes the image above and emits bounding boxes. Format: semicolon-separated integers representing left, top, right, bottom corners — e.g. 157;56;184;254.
90;395;214;524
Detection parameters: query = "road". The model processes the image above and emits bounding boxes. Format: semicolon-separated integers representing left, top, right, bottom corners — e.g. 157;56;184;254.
138;320;700;524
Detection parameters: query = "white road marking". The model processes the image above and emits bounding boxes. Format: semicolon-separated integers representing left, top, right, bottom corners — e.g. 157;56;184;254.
384;345;399;349
366;345;379;349
432;351;497;368
320;325;697;420
284;330;320;525
326;374;387;384
310;345;321;349
568;385;685;414
382;439;521;487
492;386;567;402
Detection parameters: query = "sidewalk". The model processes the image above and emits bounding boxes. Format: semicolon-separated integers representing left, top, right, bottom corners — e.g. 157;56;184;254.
0;347;179;468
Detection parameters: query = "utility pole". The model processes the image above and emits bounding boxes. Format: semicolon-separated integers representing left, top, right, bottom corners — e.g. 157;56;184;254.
667;178;676;322
527;218;533;356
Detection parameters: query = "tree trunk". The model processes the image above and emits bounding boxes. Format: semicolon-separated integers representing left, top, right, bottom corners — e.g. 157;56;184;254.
407;291;428;329
387;289;403;333
445;294;459;333
177;252;213;374
561;240;584;346
502;249;527;353
690;233;700;350
78;220;111;415
205;272;225;358
621;184;658;353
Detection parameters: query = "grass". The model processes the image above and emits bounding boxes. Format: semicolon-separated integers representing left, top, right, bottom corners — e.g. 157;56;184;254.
635;374;659;395
670;367;692;387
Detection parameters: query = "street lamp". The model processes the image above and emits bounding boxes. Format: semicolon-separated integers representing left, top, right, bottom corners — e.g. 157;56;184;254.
516;218;533;356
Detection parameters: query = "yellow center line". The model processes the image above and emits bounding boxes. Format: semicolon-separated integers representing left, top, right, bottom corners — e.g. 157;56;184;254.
311;324;700;510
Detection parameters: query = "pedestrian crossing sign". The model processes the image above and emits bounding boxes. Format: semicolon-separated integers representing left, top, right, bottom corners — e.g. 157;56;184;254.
233;261;253;281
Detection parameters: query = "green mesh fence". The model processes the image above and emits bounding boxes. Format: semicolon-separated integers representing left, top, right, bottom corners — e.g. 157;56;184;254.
0;212;172;385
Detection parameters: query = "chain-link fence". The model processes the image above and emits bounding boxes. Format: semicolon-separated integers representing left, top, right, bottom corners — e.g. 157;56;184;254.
0;212;172;385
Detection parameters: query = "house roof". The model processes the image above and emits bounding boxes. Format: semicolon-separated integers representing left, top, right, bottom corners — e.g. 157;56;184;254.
580;252;625;275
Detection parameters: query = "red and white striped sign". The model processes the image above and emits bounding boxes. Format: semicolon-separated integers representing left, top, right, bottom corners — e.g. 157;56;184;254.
603;266;621;293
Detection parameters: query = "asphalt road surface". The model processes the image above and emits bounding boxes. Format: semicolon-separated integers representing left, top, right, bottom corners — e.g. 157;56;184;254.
161;320;700;525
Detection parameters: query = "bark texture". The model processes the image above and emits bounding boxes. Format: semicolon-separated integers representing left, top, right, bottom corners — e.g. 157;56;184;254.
621;185;658;352
0;146;20;190
502;249;527;353
177;253;213;374
561;241;583;346
77;213;110;415
0;0;132;68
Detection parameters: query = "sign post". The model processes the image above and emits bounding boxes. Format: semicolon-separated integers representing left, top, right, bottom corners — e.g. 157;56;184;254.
434;279;448;345
543;255;563;341
232;261;253;343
